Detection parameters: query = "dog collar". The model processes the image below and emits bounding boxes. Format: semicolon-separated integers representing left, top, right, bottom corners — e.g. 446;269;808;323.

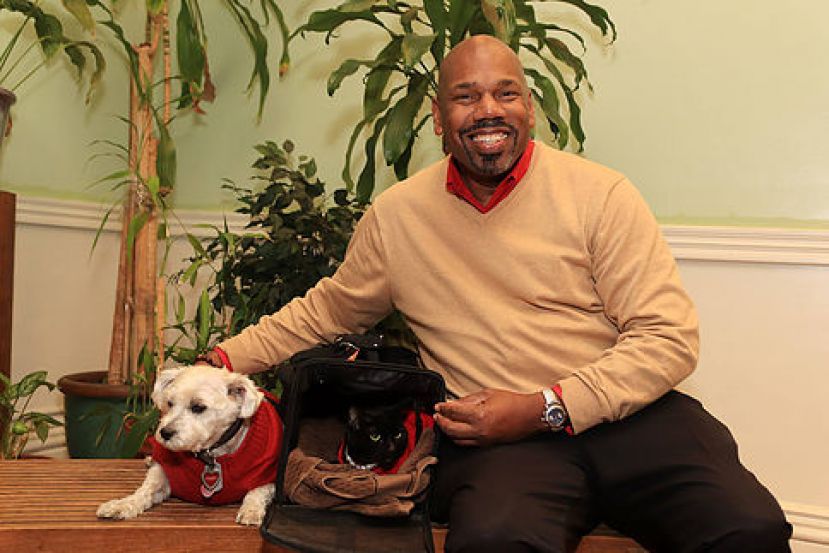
342;447;378;471
193;417;244;499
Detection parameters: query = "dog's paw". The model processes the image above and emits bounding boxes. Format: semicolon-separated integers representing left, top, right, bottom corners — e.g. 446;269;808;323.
235;503;266;526
96;498;146;520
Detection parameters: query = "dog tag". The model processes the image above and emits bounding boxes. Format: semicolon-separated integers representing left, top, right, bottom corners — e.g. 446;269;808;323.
200;461;224;499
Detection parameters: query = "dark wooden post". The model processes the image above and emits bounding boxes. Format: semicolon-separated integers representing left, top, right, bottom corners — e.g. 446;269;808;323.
0;190;14;380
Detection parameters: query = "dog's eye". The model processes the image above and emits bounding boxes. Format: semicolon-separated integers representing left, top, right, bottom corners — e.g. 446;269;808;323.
190;403;207;414
167;400;174;408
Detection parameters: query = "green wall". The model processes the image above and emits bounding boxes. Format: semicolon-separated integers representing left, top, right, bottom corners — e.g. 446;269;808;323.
1;1;827;227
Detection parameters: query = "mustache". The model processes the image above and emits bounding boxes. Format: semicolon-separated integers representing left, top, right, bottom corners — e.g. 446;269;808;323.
459;118;517;136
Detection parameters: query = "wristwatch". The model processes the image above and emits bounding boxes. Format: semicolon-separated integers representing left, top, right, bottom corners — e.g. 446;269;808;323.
541;388;569;432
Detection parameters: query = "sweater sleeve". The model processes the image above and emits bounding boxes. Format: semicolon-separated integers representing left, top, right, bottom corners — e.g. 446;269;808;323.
558;178;699;433
217;206;394;374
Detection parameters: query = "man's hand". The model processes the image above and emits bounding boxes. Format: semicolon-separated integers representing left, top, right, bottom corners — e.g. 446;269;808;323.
434;388;547;447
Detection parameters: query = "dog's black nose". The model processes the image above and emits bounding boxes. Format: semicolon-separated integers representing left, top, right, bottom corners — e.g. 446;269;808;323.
159;427;176;441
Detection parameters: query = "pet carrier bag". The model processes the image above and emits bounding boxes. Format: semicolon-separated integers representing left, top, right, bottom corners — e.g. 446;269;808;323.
260;334;446;553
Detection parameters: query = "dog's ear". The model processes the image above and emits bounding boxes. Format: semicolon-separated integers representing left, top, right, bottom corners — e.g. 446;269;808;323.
227;374;262;419
151;368;183;408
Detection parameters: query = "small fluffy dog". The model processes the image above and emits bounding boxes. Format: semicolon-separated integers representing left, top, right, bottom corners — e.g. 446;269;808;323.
97;365;282;526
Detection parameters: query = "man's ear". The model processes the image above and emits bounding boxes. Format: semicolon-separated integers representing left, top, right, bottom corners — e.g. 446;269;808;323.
432;98;444;136
151;368;183;408
227;374;262;419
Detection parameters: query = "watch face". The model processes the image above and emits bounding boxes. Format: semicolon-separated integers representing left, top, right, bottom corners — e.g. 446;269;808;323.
545;405;567;429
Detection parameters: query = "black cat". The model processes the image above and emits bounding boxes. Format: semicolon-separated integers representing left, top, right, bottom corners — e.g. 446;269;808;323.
342;401;410;472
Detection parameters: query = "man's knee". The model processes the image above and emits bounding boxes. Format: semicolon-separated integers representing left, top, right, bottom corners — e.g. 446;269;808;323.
445;519;542;553
704;513;792;553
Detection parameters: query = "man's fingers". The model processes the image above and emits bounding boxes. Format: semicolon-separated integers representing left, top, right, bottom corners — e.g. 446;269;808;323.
435;399;480;424
434;413;478;440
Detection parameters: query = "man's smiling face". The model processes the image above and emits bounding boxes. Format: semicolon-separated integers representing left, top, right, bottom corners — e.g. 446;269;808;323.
432;36;535;188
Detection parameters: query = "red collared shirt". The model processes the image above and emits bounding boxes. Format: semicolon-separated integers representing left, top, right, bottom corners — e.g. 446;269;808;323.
446;140;535;213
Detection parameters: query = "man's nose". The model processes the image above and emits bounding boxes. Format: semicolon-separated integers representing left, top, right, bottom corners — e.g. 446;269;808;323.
474;93;505;119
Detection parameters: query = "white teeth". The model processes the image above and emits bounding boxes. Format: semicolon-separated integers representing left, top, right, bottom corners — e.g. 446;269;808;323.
471;133;507;144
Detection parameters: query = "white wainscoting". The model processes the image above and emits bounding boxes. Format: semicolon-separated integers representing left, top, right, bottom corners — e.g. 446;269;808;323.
10;196;829;550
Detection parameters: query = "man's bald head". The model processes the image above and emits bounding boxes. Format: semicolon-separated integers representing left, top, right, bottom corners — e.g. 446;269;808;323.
437;35;528;101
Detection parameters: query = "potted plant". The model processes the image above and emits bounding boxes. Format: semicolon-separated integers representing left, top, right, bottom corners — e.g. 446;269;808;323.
0;0;105;145
294;0;615;202
56;0;290;458
0;370;62;459
167;139;368;391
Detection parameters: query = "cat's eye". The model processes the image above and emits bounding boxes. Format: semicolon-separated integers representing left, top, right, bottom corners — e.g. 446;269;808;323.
369;433;381;442
190;403;207;414
394;432;403;439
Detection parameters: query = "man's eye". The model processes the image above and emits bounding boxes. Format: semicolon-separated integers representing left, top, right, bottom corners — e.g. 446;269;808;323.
190;403;207;414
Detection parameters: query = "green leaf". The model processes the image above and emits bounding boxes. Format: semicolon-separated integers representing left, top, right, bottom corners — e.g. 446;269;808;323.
447;0;478;46
339;0;380;12
402;33;436;68
481;0;517;44
356;111;390;203
362;37;402;118
327;58;371;96
525;68;569;148
224;0;271;118
61;0;96;33
33;12;63;58
146;0;165;16
545;37;589;90
301;9;382;42
155;118;177;190
423;0;448;62
176;0;206;86
186;233;206;257
196;289;213;351
552;0;617;41
15;371;51;397
382;74;428;165
126;211;150;266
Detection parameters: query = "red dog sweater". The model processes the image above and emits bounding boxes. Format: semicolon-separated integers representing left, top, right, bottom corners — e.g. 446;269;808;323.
151;391;283;505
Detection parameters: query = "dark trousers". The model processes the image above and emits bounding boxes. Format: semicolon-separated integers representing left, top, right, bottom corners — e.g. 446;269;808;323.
430;391;792;553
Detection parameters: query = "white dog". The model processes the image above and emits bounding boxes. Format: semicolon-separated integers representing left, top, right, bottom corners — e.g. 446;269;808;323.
97;365;283;526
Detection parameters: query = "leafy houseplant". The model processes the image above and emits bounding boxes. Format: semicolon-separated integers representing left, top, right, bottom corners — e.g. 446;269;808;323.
167;140;367;383
58;1;291;458
0;370;62;459
0;0;105;144
296;0;615;202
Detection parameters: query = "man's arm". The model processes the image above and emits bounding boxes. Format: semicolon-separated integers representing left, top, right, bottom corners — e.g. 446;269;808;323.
214;206;395;374
435;178;698;444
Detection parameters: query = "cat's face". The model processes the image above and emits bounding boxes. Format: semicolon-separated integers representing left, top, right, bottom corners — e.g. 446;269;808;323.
345;404;408;470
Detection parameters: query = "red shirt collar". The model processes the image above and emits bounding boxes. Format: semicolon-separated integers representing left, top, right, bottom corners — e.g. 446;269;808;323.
446;140;535;213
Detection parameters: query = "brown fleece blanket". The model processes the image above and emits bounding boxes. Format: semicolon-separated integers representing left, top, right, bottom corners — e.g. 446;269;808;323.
284;417;437;517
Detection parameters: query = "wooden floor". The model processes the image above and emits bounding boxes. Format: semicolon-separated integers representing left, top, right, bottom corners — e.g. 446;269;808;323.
0;459;645;552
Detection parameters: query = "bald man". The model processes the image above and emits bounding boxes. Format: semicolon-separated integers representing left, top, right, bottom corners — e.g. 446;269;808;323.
209;36;791;552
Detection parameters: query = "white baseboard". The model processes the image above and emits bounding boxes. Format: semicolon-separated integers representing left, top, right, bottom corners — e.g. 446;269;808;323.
784;503;829;546
15;196;248;237
662;225;829;266
15;196;829;265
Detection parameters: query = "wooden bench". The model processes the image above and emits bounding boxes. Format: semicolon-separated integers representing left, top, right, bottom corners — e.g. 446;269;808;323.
0;459;646;552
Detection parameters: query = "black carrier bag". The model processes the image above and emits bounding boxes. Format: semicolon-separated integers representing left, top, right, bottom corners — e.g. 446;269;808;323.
261;334;446;553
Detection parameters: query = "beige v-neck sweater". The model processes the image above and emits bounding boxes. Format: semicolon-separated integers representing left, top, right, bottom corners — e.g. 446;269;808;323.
219;142;699;433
